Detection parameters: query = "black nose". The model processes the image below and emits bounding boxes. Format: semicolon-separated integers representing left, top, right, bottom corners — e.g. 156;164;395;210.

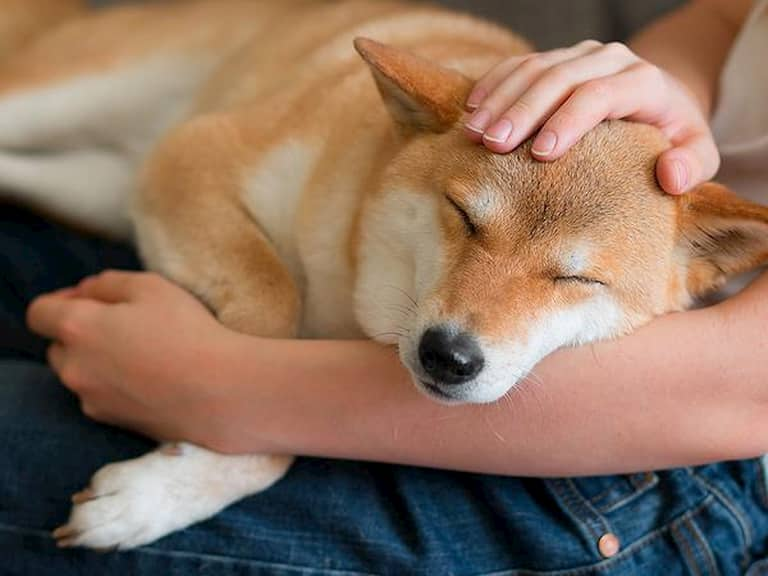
418;327;484;385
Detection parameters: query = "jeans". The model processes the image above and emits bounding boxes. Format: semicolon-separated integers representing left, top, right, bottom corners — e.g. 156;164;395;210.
2;204;768;575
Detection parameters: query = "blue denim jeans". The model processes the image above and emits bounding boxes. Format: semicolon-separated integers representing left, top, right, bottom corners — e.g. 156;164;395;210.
2;204;768;575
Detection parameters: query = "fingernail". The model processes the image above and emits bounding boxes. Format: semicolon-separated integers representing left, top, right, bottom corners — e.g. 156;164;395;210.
671;159;689;193
465;89;486;110
483;119;514;144
465;109;492;134
531;131;557;156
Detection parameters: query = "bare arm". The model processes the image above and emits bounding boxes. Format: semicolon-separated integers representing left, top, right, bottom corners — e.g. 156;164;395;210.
29;271;768;477
630;0;753;116
208;276;768;476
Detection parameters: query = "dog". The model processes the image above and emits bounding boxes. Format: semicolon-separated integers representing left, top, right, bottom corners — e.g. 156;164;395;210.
1;0;767;550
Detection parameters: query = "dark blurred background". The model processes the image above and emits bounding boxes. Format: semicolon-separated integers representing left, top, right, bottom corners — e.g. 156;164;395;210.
90;0;685;48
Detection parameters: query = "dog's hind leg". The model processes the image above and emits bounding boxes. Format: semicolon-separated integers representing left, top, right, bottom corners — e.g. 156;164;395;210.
55;114;302;549
0;3;255;235
0;55;213;237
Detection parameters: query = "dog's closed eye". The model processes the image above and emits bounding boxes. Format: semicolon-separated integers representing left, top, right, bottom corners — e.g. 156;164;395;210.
445;195;478;236
553;275;607;287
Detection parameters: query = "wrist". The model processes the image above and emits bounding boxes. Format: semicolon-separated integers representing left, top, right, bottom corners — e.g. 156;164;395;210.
180;327;258;450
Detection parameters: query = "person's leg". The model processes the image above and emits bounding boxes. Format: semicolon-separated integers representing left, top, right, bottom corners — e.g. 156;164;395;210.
5;363;768;576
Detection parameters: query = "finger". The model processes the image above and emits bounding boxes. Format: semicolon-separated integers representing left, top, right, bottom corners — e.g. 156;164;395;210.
656;131;720;194
467;40;603;111
481;43;640;153
45;287;80;299
527;62;665;160
27;294;102;341
76;270;146;303
465;55;527;111
47;342;67;374
465;41;603;139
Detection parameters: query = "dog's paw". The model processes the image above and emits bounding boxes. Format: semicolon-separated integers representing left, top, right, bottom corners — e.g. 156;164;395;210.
54;444;292;550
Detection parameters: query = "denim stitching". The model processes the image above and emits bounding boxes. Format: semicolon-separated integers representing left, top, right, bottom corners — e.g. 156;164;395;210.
693;471;753;551
598;473;660;514
670;522;703;576
757;456;768;510
476;496;715;576
686;516;720;576
0;499;719;576
0;523;379;576
585;472;658;513
546;479;608;543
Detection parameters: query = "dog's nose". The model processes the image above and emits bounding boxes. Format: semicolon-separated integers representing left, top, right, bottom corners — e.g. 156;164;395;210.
418;327;484;385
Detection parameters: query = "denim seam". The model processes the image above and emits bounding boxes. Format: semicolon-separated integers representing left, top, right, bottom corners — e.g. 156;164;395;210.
586;472;657;512
693;471;753;552
0;523;379;576
548;478;609;544
757;456;768;510
476;495;715;576
597;473;660;514
669;522;704;576
686;515;719;576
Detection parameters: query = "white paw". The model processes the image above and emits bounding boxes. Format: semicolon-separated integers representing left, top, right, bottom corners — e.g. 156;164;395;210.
54;444;292;550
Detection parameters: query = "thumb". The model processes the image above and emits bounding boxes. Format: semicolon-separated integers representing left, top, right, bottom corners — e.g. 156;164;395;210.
656;130;720;195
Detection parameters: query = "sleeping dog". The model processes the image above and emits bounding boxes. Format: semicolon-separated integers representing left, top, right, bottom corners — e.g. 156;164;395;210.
1;0;766;549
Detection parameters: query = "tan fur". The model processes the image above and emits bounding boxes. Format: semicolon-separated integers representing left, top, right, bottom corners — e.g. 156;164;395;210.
1;0;765;369
2;0;768;549
0;0;84;62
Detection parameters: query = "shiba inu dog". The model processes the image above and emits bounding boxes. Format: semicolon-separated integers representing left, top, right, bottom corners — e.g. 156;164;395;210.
2;0;767;550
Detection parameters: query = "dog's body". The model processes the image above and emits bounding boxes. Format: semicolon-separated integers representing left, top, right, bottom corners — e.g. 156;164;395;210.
2;0;768;550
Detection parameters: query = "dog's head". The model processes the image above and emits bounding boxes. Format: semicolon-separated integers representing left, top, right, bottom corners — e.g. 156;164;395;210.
353;38;768;404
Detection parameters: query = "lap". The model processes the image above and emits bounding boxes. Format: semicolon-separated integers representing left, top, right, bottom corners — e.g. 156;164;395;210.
2;207;768;575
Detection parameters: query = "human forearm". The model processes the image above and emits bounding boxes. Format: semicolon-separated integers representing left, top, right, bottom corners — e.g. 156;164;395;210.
210;299;768;477
30;271;768;477
629;0;751;116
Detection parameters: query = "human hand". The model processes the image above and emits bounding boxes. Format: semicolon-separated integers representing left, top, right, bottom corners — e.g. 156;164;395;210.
464;40;719;194
26;270;237;443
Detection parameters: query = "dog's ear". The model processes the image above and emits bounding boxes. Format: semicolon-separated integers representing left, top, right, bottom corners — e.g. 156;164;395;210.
677;182;768;296
354;37;472;132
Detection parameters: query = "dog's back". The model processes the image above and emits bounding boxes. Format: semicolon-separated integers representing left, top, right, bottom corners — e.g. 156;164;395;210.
0;0;528;337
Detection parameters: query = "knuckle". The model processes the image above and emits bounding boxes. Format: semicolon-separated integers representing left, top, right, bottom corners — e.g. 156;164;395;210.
508;98;534;118
634;61;665;84
601;41;633;60
97;270;118;283
578;79;612;101
143;271;166;290
544;62;575;86
576;39;602;50
58;312;85;342
60;365;85;390
545;109;578;133
518;54;549;76
81;401;101;421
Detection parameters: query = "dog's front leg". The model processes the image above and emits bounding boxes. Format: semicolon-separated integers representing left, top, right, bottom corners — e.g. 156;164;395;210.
56;116;302;550
54;444;292;550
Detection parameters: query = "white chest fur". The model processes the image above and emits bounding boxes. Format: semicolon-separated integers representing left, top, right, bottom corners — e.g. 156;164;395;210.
241;140;363;338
